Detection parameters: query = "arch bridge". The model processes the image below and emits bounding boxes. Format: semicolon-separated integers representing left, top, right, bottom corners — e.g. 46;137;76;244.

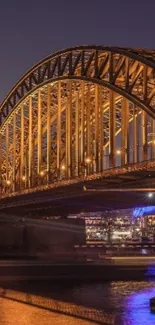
1;45;155;197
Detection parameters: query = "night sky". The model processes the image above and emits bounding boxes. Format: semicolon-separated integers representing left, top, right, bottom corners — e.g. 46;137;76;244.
0;0;155;103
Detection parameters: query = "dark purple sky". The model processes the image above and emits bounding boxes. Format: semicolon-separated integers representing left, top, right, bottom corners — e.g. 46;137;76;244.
0;0;155;102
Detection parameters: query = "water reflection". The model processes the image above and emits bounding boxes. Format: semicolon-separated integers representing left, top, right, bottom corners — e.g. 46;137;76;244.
124;286;155;325
0;281;155;325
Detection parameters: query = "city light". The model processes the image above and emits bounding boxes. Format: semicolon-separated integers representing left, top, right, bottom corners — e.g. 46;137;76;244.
22;175;26;181
148;192;153;198
40;171;44;177
6;180;11;186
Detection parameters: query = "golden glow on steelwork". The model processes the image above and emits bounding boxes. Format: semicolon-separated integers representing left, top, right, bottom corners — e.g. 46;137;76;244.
116;149;121;155
85;158;91;164
1;46;155;196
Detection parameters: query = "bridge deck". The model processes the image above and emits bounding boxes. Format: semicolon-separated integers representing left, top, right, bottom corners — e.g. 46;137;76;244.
0;170;155;216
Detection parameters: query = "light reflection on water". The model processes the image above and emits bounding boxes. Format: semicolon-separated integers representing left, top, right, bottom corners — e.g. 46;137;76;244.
123;286;155;325
0;281;155;324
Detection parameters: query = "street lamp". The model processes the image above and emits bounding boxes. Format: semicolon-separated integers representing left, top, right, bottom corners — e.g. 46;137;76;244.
22;175;26;181
6;180;11;186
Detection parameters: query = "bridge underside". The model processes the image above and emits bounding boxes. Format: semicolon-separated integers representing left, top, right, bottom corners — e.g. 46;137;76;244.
0;169;155;217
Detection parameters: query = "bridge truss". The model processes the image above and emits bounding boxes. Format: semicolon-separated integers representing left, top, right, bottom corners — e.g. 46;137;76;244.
1;45;155;195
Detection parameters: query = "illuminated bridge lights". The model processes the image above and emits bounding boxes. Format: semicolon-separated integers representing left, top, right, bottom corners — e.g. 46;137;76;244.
1;46;155;197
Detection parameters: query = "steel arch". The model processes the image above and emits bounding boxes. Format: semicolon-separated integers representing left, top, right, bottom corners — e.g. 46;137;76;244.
1;45;155;125
1;45;155;197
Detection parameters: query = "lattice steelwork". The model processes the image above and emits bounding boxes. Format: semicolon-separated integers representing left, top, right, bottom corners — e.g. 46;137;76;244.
1;45;155;195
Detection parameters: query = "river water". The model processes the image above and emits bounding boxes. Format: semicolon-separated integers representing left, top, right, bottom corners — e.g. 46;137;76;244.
0;280;155;324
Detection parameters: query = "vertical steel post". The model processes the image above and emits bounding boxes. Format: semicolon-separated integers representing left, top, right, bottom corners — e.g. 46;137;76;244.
133;105;137;163
86;84;91;174
28;96;33;187
99;87;103;172
80;81;85;169
66;81;72;178
95;84;99;172
57;81;61;178
136;110;140;163
151;118;155;159
142;65;148;162
75;92;79;176
47;85;51;183
13;114;16;191
38;90;42;178
0;132;2;192
109;90;115;168
20;104;24;188
6;124;9;186
142;110;147;161
121;98;129;165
